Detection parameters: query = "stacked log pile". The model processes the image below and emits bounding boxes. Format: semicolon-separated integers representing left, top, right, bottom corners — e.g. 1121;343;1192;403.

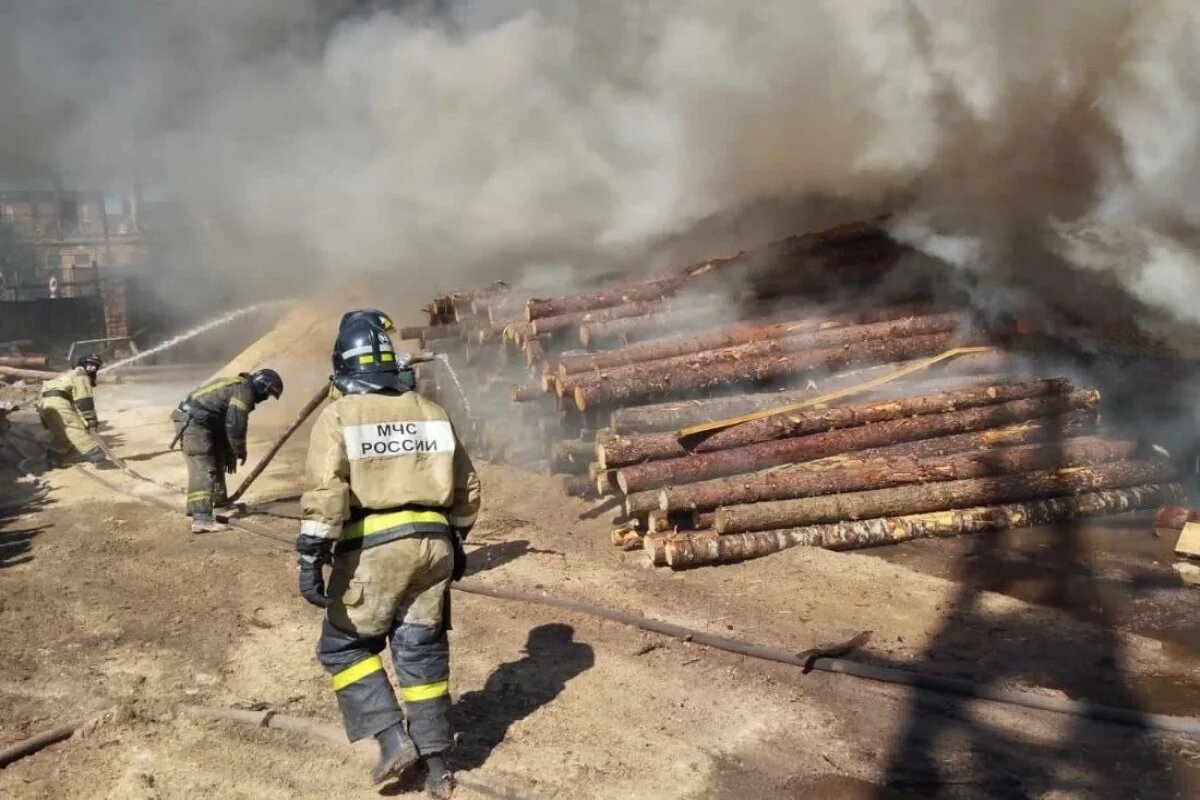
410;219;1183;569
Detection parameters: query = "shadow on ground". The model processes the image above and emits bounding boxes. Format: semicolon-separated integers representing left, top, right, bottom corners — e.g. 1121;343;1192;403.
452;623;595;771
871;408;1193;798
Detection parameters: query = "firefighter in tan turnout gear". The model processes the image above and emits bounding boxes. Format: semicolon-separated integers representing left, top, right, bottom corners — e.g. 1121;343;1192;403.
170;369;283;533
37;352;109;466
297;318;479;796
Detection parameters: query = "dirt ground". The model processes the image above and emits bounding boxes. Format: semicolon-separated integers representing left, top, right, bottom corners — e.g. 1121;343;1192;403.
4;371;1200;799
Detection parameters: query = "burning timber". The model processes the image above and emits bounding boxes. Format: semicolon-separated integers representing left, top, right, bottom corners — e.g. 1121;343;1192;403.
409;216;1183;571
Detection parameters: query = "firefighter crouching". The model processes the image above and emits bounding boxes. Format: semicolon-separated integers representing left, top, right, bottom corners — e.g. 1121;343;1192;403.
327;309;415;401
37;353;109;467
170;369;283;533
296;319;480;796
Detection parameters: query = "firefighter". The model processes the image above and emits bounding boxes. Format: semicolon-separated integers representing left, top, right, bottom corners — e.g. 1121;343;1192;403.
328;309;415;401
296;318;479;796
170;369;283;533
37;352;108;467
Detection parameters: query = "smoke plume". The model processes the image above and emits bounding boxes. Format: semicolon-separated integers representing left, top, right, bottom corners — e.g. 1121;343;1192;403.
3;1;1200;322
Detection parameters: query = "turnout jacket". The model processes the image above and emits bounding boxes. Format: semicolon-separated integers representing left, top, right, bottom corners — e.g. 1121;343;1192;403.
38;367;98;427
176;375;256;457
300;390;480;551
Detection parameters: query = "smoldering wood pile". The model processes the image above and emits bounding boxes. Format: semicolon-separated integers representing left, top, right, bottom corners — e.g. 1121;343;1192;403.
410;219;1183;569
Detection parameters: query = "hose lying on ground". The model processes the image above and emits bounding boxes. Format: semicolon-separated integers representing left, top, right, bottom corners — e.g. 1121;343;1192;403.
0;707;123;769
73;465;1200;737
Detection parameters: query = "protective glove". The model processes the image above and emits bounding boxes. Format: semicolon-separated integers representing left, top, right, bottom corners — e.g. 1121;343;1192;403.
87;421;99;433
450;530;468;582
239;452;248;466
224;455;238;475
296;533;333;608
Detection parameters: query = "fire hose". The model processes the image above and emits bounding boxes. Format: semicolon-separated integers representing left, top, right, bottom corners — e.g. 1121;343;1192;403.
67;464;1200;738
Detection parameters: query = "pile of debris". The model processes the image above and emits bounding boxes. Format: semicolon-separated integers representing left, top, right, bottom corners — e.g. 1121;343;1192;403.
409;219;1184;569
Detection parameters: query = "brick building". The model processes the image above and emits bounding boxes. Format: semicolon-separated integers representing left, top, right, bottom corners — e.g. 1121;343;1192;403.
0;183;144;339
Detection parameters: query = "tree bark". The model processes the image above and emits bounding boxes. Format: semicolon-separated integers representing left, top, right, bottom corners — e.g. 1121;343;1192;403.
660;436;1134;512
563;312;963;401
0;356;49;368
574;330;969;411
563;475;599;498
525;277;688;321
665;484;1185;567
615;390;1099;494
714;458;1176;534
577;308;712;349
606;351;1012;434
530;299;665;336
598;378;1070;468
658;411;1098;511
624;489;661;517
560;303;932;376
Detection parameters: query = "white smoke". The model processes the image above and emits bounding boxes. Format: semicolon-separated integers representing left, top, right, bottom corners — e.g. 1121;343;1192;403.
5;0;1200;319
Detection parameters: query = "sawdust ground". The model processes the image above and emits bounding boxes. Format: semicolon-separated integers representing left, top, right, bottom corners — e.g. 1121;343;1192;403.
4;374;1200;798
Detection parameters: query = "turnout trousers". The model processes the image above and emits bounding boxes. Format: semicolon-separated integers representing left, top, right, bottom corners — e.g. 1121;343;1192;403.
173;416;229;519
317;532;454;753
38;399;100;461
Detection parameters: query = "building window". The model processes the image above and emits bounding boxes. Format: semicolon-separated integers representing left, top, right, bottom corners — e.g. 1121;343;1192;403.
1;204;12;224
80;203;91;226
73;252;92;267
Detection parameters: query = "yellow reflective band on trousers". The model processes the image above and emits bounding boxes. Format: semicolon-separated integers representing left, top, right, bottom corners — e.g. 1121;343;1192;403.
187;491;211;501
342;509;449;541
332;655;385;691
400;680;449;702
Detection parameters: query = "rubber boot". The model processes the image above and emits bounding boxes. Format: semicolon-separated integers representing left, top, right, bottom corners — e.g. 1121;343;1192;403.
423;754;455;799
371;723;419;785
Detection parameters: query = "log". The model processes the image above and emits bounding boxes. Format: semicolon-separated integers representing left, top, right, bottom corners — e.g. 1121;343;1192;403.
598;379;1072;469
530;299;665;336
0;365;58;381
660;436;1135;512
0;355;49;368
644;533;672;565
607;352;1012;434
552;438;595;468
560;302;932;376
523;338;545;368
615;391;1100;494
525;277;687;321
1154;506;1200;530
564;475;599;499
398;323;461;342
714;458;1176;534
658;411;1099;511
665;484;1186;567
578;308;708;349
511;384;544;402
625;489;661;517
574;330;969;411
563;312;964;401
